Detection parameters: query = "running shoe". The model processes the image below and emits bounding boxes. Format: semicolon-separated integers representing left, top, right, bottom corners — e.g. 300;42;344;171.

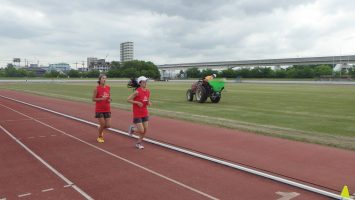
97;137;104;143
135;143;144;149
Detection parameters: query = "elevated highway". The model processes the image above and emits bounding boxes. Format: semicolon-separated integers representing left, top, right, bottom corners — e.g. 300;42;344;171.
157;55;355;70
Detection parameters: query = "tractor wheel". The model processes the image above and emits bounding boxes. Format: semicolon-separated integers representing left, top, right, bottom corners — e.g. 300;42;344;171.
195;86;207;103
186;89;194;101
210;92;221;103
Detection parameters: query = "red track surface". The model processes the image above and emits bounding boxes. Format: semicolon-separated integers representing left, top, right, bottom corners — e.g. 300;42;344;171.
0;90;354;199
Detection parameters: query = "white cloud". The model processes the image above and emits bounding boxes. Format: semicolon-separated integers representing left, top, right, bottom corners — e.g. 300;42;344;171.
0;0;355;67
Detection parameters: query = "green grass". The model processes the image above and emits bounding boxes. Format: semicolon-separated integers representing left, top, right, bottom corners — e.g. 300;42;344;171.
1;81;355;150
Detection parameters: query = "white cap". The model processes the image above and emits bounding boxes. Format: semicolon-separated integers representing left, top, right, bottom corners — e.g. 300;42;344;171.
212;74;217;78
137;76;148;84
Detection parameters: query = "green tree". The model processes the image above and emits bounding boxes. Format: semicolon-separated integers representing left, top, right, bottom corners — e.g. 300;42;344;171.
17;68;28;77
106;61;121;78
314;65;333;77
121;67;138;78
220;68;236;78
250;67;274;78
107;69;121;77
348;67;355;78
274;69;287;78
110;61;121;70
67;69;81;78
26;71;36;77
121;60;160;79
186;67;201;78
86;70;100;78
0;69;5;77
235;68;251;78
286;65;314;78
5;65;18;77
44;70;61;78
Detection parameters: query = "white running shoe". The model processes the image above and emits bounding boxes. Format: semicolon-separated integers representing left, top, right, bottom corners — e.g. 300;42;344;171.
128;125;135;136
135;143;144;149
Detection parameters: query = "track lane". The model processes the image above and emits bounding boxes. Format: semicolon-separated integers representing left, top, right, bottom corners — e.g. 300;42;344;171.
0;124;89;200
0;94;332;199
0;90;354;193
0;103;215;200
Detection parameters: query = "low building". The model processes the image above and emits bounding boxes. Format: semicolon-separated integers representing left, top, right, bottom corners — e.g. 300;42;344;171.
87;57;110;72
25;67;47;76
48;63;71;72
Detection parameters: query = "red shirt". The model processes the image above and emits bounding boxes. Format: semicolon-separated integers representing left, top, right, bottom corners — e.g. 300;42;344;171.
95;85;111;113
133;87;150;118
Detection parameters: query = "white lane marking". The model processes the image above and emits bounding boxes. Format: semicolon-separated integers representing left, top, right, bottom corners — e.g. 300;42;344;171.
64;184;72;188
1;95;347;200
41;188;54;192
0;124;93;200
0;103;219;200
0;117;59;123
26;135;58;139
276;192;300;200
18;193;31;198
0;119;33;123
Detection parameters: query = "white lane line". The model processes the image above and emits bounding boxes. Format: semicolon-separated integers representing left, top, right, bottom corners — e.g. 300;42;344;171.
18;193;31;198
41;188;54;192
0;117;59;123
0;103;219;200
0;119;33;123
27;136;35;139
276;191;300;200
64;184;72;188
1;95;348;200
0;124;93;200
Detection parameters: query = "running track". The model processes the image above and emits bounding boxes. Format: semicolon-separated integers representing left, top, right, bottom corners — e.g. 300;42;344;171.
0;90;354;200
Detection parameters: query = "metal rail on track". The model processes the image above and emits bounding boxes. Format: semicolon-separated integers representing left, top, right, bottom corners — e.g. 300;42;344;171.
0;94;351;200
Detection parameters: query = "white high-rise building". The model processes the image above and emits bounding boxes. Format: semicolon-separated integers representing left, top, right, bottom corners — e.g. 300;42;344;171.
120;42;134;62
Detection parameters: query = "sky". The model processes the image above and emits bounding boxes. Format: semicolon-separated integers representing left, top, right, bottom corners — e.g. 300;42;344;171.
1;0;355;68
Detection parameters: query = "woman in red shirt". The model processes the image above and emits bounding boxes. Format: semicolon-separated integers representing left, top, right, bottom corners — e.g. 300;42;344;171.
92;74;111;143
127;76;151;149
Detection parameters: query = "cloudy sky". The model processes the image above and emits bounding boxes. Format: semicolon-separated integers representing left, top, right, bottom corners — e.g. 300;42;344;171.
1;0;355;67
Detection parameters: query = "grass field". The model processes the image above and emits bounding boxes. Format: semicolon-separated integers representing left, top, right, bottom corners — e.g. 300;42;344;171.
1;80;355;150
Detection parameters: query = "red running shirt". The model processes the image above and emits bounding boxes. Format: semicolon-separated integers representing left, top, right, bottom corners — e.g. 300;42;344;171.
95;85;111;112
133;87;150;118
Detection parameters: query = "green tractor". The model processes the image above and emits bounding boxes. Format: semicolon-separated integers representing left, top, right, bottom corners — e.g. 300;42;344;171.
186;78;225;103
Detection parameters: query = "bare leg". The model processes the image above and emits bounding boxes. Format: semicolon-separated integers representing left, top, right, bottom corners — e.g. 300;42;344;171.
104;118;111;129
135;123;145;144
98;118;106;138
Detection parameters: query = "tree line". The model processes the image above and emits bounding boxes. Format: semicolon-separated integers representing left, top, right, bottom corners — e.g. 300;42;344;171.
0;60;161;79
184;64;355;79
1;62;354;79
